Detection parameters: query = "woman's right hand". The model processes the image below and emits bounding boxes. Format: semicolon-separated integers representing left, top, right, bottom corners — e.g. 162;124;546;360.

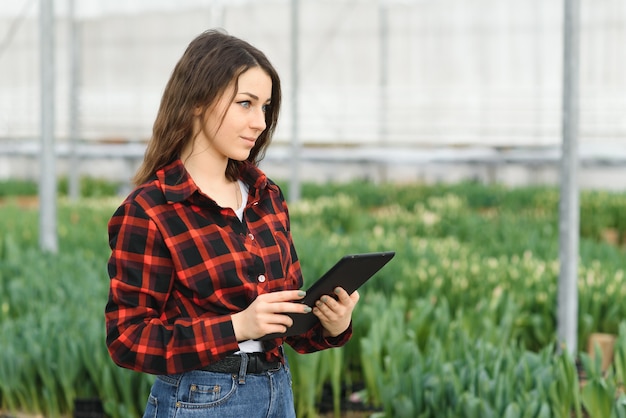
230;290;311;341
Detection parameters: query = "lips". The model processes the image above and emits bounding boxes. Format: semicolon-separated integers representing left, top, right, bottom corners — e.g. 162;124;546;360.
241;136;257;146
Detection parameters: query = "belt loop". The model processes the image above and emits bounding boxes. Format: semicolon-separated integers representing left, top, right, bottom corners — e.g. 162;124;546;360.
279;344;286;364
237;353;249;384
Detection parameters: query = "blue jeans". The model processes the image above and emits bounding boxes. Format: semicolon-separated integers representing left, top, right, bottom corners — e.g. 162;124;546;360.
142;354;296;418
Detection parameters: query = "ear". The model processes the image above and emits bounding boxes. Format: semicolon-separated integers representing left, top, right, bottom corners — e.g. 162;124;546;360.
193;105;205;117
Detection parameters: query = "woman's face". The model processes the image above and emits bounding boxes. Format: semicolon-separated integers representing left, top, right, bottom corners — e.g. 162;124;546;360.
196;66;272;163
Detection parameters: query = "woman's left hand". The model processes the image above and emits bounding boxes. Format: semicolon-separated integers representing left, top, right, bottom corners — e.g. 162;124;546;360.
312;287;360;337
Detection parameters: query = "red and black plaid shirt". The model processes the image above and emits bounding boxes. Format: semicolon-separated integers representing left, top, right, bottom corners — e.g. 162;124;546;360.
105;159;351;375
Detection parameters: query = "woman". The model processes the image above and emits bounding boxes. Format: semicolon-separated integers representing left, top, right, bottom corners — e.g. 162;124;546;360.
105;30;359;417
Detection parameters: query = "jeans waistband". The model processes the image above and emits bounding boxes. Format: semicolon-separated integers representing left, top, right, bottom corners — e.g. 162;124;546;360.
199;353;281;375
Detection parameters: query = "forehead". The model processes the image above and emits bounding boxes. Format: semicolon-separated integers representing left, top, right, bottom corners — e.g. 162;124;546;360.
236;67;272;100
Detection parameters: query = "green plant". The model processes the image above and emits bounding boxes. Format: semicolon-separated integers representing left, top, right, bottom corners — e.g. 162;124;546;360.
2;180;626;417
0;179;38;197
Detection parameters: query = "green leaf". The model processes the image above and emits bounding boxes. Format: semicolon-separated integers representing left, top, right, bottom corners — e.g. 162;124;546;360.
581;379;613;418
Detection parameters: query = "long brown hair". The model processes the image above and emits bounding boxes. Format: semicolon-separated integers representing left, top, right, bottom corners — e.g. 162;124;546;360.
133;30;282;186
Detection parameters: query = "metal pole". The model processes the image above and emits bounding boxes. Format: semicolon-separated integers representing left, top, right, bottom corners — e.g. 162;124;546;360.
557;0;580;355
378;0;389;142
39;0;58;253
68;0;81;201
377;0;389;182
209;0;225;29
289;0;301;203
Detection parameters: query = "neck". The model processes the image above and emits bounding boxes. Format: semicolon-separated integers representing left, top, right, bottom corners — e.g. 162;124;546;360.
182;158;241;209
180;140;229;185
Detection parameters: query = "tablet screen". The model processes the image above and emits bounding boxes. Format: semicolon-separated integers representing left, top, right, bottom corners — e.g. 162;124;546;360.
260;251;395;340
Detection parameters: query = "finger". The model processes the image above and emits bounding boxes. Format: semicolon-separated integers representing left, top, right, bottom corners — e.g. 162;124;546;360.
316;296;331;310
312;305;330;321
315;297;340;316
333;287;350;302
322;295;339;309
267;313;294;328
262;323;289;336
333;288;359;307
269;302;312;314
253;313;293;337
259;289;307;303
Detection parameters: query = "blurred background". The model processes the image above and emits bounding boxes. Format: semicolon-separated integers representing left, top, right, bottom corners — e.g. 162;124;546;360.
1;0;625;187
3;2;626;417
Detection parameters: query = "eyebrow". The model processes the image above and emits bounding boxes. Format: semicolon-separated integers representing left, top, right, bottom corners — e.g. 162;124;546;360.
239;92;271;103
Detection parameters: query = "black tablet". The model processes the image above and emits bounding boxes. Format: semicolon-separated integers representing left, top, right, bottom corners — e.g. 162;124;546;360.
260;251;395;340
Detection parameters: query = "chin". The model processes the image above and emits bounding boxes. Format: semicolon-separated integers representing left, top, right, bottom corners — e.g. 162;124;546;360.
230;152;252;162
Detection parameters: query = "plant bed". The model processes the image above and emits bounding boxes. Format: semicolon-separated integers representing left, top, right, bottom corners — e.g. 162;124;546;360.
3;183;626;417
316;382;382;418
73;398;105;418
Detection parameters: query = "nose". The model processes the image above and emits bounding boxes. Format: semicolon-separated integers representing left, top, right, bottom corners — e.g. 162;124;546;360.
250;107;266;131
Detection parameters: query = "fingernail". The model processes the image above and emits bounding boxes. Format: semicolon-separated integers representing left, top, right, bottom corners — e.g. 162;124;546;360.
297;290;306;297
303;306;312;313
334;288;341;294
321;296;328;303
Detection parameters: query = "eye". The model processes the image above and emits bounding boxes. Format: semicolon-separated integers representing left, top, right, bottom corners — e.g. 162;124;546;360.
262;104;271;113
238;101;251;109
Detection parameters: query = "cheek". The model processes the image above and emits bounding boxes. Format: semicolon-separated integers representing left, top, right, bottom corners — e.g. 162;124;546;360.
203;116;229;140
203;102;233;137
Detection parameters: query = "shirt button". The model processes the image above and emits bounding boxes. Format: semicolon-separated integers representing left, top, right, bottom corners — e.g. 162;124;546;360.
248;233;255;240
258;274;266;283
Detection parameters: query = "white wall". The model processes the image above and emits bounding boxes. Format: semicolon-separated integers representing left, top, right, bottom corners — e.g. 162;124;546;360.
1;0;625;147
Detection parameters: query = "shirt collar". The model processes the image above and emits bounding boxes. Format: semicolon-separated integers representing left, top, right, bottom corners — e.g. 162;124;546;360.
156;159;277;204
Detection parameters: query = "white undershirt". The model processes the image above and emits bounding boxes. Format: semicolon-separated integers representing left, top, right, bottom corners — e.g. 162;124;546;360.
234;180;247;222
234;180;264;353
